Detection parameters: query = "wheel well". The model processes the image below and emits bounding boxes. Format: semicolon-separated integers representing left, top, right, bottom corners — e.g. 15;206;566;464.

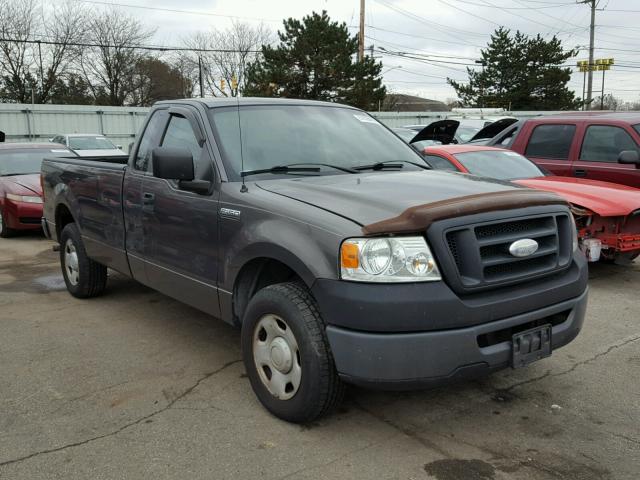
55;204;74;239
233;258;302;324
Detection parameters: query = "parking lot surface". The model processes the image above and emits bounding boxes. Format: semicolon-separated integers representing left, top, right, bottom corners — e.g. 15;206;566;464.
1;234;639;480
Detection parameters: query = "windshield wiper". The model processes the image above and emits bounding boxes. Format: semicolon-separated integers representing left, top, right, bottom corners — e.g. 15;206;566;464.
354;160;431;171
3;172;35;176
241;165;321;178
287;163;358;174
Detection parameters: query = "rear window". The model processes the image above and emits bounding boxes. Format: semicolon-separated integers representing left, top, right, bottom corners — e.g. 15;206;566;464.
69;136;117;150
454;150;544;180
634;124;640;136
525;124;576;160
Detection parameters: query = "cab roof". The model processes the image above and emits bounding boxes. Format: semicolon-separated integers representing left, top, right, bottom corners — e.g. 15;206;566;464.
156;97;359;110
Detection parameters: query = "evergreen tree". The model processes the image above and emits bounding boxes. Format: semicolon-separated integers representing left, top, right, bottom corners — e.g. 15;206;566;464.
244;11;385;110
449;28;580;110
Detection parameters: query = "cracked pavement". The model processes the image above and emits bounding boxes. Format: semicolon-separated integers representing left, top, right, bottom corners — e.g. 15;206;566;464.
1;235;639;479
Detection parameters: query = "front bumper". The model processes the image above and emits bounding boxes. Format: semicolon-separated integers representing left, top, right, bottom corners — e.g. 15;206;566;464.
325;288;587;388
3;200;43;230
312;253;589;388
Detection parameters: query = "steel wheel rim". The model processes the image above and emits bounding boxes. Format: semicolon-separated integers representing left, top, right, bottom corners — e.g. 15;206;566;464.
64;239;80;286
253;314;302;400
0;212;3;235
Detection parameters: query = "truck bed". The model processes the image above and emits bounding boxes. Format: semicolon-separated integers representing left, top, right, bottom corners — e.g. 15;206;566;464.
41;155;130;275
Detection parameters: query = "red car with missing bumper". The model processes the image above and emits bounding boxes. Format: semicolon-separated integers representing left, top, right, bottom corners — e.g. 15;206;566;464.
0;143;73;237
422;144;640;263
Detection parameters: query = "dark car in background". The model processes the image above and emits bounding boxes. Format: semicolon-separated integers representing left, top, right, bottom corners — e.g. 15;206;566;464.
487;113;640;188
0;143;74;237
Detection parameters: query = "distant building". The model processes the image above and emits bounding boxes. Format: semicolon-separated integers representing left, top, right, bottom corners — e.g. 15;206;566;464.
382;94;450;112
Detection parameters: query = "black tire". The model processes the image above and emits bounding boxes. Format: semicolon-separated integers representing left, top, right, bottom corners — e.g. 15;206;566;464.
241;282;344;423
0;209;16;238
59;223;107;298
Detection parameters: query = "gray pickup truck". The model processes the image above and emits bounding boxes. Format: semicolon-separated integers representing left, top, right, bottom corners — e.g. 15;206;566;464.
42;98;588;422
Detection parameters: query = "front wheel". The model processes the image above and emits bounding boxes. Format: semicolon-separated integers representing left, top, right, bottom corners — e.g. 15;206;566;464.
59;223;107;298
241;282;344;423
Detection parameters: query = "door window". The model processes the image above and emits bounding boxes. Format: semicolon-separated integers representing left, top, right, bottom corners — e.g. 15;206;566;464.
580;125;639;163
161;115;212;181
524;124;576;160
134;110;168;172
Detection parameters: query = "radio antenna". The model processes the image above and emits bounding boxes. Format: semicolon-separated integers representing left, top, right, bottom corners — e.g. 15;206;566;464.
234;75;248;193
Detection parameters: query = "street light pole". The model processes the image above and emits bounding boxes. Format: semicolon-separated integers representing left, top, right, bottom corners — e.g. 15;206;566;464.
475;60;485;109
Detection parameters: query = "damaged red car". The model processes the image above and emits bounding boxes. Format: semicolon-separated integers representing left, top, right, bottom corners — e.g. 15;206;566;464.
422;144;640;264
0;143;74;237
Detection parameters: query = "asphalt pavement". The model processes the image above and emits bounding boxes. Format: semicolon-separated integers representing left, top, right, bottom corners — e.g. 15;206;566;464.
1;233;638;479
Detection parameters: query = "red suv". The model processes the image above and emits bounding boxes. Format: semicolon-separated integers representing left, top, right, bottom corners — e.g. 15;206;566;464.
489;113;640;188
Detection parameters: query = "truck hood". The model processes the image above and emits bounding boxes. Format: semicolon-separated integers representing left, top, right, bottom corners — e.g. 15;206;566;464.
514;177;640;217
410;120;460;145
257;170;544;227
1;173;42;196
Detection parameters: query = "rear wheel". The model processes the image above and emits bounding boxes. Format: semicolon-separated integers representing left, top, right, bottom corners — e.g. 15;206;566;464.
59;223;107;298
0;209;16;238
241;282;344;423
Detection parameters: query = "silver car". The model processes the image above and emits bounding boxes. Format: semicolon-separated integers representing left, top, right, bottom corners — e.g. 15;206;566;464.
50;134;126;157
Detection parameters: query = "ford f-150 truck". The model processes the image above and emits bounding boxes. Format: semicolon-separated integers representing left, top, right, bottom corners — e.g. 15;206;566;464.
42;98;588;423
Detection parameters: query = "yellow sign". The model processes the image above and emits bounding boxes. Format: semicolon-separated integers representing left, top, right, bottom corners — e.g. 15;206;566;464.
577;58;614;72
231;75;238;90
220;78;226;91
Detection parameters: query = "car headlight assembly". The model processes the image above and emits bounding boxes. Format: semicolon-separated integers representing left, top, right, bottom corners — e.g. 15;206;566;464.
340;236;441;283
6;193;43;204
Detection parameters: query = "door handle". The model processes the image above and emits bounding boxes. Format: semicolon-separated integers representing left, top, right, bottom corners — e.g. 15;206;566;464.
574;169;587;177
142;192;155;205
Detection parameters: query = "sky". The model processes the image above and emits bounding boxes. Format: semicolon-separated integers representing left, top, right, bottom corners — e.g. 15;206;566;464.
72;0;640;104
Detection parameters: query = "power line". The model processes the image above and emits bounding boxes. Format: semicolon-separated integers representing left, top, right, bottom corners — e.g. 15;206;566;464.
0;36;261;54
74;0;280;23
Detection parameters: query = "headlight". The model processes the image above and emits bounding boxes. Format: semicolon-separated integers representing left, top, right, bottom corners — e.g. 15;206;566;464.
340;236;441;282
569;213;579;252
6;193;43;204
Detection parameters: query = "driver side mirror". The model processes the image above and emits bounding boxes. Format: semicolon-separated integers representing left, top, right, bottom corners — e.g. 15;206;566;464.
152;146;194;180
151;146;210;194
618;150;640;167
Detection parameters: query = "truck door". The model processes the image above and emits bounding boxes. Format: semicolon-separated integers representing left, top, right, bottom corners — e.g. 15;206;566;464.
141;108;221;317
571;123;640;188
521;123;577;176
123;108;169;282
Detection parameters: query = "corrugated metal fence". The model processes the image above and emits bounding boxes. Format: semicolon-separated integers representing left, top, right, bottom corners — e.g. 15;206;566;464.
0;103;562;149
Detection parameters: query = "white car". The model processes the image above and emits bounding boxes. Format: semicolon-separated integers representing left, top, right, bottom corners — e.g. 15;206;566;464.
50;134;126;157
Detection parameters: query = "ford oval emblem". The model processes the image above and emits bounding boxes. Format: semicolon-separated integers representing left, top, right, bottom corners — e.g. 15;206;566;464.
509;239;539;258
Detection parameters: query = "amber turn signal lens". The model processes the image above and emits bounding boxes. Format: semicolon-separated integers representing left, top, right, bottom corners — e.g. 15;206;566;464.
341;242;359;269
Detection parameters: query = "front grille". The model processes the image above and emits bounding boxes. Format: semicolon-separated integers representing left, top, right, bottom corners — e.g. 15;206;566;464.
443;213;572;291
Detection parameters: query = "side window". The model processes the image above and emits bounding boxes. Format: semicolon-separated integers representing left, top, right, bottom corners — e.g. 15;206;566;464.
161;115;210;180
424;154;458;172
525;124;576;160
134;110;168;172
580;125;639;163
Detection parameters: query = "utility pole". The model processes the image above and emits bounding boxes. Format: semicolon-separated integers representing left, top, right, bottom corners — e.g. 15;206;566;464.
358;0;365;62
579;0;597;110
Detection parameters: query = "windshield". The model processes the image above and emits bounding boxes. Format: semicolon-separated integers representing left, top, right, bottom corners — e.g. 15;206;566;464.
0;148;72;176
456;126;481;142
68;136;117;151
209;105;424;180
453;150;544;180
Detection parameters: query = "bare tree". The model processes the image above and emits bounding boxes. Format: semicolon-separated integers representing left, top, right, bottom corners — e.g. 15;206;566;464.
79;7;155;106
182;21;271;97
0;0;89;103
0;0;38;102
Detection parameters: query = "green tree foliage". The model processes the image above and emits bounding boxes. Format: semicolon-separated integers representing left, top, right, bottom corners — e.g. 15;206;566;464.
449;28;580;110
245;11;385;110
